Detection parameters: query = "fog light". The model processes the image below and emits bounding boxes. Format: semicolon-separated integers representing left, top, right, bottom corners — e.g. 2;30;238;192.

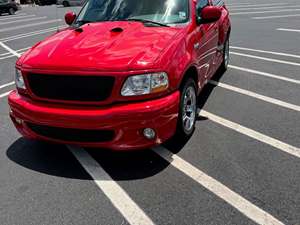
143;128;156;140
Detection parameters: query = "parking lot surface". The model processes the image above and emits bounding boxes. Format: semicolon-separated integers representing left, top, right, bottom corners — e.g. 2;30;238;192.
0;1;299;224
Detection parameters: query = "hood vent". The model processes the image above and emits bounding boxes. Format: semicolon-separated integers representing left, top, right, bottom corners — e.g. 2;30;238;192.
111;27;123;33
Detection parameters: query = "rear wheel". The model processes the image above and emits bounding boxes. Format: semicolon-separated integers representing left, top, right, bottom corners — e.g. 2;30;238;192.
220;37;230;72
175;78;197;139
8;8;15;15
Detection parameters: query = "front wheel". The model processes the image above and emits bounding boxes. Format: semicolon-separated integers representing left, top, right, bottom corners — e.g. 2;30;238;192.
175;78;197;139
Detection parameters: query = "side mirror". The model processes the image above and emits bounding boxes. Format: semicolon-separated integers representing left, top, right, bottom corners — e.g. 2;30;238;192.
197;6;222;24
65;11;76;25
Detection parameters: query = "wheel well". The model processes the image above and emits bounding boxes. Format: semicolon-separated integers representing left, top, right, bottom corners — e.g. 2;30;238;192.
180;66;198;91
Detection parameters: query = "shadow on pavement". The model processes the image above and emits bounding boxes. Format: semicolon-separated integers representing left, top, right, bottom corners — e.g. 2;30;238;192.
6;138;91;180
6;138;170;181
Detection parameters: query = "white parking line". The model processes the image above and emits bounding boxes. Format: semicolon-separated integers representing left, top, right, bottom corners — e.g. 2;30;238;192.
230;52;300;67
0;52;25;60
68;146;155;225
0;42;20;57
0;16;47;26
208;80;300;112
228;65;300;85
0;13;26;18
0;91;12;98
0;47;30;56
0;81;14;90
253;14;300;19
199;110;300;159
230;5;300;11
227;3;287;8
153;146;286;225
277;28;300;33
0;26;65;42
0;19;62;33
231;9;300;15
231;46;300;59
0;14;34;22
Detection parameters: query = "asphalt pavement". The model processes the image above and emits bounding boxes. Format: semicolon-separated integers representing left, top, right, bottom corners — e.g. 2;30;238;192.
0;1;299;224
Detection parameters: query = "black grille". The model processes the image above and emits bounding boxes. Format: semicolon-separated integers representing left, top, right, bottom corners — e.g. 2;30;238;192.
27;73;115;102
27;123;115;143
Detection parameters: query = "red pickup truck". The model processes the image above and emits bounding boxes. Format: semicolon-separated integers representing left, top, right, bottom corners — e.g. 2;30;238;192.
8;0;231;150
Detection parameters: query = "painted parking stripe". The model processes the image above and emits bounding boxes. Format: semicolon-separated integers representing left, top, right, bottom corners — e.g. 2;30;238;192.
152;146;286;225
231;46;300;59
208;80;300;112
230;5;300;11
68;146;155;225
253;14;300;19
277;28;300;33
0;52;25;60
0;19;62;33
0;91;12;99
199;110;300;159
228;65;300;85
231;9;300;15
0;16;47;26
227;3;287;8
0;14;35;22
0;50;26;60
0;47;30;57
0;26;66;43
0;13;26;19
230;52;300;67
0;42;21;57
0;82;14;90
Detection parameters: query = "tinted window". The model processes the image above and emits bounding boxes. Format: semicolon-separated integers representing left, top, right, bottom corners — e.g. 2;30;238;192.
212;0;224;6
196;0;209;19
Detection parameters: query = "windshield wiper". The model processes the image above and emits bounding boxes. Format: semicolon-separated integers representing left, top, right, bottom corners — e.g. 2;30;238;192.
125;18;170;27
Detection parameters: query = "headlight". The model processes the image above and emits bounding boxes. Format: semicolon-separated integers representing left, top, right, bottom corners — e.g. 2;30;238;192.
121;72;169;96
15;68;26;90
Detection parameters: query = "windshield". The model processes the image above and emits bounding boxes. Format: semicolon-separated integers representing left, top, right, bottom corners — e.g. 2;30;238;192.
76;0;189;26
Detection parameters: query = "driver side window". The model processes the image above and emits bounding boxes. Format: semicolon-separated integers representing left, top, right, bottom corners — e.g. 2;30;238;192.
196;0;209;20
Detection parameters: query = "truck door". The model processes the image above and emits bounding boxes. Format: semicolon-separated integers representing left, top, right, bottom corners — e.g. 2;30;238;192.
195;0;219;81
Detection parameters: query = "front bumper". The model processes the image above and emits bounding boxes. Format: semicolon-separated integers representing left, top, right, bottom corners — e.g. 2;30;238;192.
8;90;180;150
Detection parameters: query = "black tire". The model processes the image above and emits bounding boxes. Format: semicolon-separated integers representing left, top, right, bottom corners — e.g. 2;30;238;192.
220;37;230;72
175;78;197;140
63;1;69;7
8;8;15;15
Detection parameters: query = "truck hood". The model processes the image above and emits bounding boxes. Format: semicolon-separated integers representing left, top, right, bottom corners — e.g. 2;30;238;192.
20;22;182;71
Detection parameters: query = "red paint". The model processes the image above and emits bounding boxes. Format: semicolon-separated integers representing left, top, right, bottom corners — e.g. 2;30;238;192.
201;6;222;22
64;11;76;25
9;0;231;150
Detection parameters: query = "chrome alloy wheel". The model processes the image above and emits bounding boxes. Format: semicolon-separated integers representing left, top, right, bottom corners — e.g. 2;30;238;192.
182;86;197;134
